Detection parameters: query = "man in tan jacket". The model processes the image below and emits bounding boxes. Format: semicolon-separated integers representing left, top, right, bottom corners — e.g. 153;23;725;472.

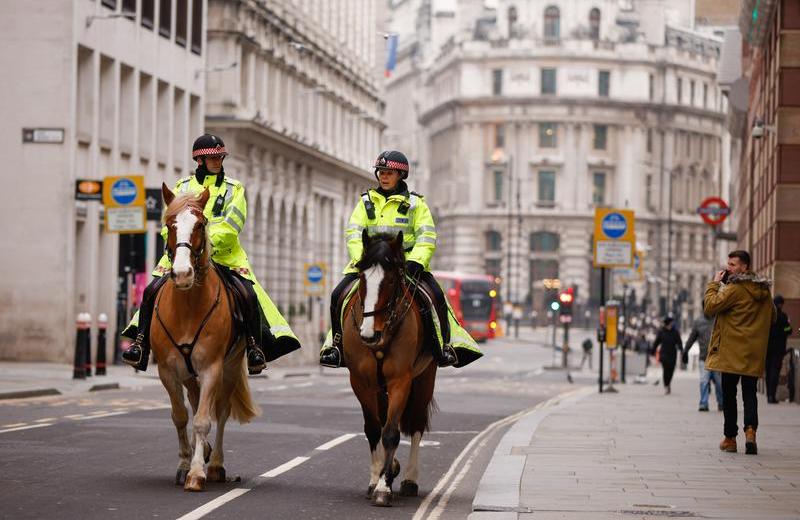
704;250;775;455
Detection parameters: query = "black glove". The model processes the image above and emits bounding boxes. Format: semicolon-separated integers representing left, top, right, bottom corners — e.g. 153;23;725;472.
681;352;689;366
406;261;424;277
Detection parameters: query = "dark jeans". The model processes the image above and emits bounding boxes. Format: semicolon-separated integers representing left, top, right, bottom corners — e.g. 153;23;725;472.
662;355;676;387
765;350;786;401
722;372;758;437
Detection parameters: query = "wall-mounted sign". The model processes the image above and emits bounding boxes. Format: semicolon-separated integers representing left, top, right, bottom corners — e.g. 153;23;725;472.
22;128;64;143
103;175;145;233
75;179;103;201
697;197;730;227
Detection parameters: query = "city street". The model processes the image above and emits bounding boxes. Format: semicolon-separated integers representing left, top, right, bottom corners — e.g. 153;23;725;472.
0;329;583;520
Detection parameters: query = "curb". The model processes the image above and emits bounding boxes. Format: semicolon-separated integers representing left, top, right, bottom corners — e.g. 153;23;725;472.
0;388;61;401
471;386;594;515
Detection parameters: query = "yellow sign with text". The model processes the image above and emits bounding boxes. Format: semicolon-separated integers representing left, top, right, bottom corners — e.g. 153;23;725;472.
102;175;146;233
593;208;635;268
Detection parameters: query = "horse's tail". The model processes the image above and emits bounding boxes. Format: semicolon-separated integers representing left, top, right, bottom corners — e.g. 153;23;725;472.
226;350;261;424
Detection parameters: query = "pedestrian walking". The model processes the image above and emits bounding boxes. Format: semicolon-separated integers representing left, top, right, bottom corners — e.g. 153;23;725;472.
652;316;682;394
766;295;792;403
704;250;775;455
682;310;723;411
580;338;593;369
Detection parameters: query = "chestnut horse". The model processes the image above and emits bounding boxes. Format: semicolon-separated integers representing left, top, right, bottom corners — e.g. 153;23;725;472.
151;183;260;491
343;231;437;507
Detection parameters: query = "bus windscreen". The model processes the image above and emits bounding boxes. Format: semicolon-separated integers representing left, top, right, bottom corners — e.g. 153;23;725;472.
460;280;492;320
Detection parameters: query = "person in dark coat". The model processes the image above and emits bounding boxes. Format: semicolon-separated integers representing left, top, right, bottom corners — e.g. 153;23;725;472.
766;295;792;403
653;316;683;394
683;312;723;411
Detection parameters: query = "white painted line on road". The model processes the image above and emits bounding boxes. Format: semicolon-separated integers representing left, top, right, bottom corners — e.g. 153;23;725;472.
336;387;352;393
2;422;27;428
0;423;52;434
315;433;357;451
175;488;251;520
34;418;56;423
74;411;128;421
63;414;84;419
271;385;288;391
292;382;313;388
260;456;310;478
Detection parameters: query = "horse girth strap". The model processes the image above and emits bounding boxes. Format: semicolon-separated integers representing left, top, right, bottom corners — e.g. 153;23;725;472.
154;280;222;377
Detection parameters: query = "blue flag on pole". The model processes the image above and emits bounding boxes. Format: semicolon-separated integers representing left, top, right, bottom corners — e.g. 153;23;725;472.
385;34;398;77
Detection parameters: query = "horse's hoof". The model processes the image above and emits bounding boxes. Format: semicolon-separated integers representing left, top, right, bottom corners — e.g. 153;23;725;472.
203;442;212;464
365;484;376;499
400;480;418;497
373;490;392;507
184;474;206;492
175;469;189;486
206;466;226;483
391;458;401;479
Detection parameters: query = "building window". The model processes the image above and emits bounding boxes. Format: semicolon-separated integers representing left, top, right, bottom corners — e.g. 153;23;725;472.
159;0;172;39
486;231;503;252
175;0;187;47
191;0;202;54
544;6;560;41
492;170;504;203
703;83;708;108
541;68;556;94
649;74;654;100
492;69;503;96
647;128;653;153
538;171;556;202
645;174;653;208
677;77;682;104
702;233;708;258
508;6;518;37
589;8;601;40
494;124;505;149
690;80;695;106
688;233;695;259
102;0;117;9
486;259;502;278
531;259;559;284
530;231;560;252
593;124;607;150
122;0;135;17
142;0;154;29
592;172;606;205
598;70;610;97
539;123;557;148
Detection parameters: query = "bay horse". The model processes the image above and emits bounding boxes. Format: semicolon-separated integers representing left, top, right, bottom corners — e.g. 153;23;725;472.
343;231;437;507
151;183;260;492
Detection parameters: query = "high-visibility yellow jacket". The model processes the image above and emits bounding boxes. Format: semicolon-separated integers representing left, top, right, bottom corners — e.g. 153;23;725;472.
154;173;251;278
343;187;437;274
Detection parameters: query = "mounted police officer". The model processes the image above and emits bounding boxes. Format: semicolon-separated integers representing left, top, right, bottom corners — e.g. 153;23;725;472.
319;150;482;369
121;134;301;374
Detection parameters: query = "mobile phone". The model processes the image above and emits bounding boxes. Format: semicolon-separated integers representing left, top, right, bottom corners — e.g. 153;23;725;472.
721;270;730;283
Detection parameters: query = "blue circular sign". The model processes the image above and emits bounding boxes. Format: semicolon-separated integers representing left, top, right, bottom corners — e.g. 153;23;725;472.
307;265;323;283
601;212;627;239
111;178;137;205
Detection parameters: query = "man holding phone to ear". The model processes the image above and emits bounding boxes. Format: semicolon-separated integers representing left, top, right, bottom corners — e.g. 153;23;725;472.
703;250;775;455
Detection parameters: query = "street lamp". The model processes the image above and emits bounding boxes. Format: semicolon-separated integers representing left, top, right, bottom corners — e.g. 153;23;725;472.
491;148;516;307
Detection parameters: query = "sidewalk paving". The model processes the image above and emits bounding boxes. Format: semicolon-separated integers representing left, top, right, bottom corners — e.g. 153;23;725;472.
473;368;800;520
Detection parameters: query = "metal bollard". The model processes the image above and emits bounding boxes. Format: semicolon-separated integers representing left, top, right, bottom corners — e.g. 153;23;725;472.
73;313;90;380
96;313;108;376
84;312;93;377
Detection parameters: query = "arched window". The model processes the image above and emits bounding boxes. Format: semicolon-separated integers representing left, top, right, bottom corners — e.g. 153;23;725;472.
508;6;518;36
544;6;560;41
530;231;560;252
486;230;503;252
589;8;601;40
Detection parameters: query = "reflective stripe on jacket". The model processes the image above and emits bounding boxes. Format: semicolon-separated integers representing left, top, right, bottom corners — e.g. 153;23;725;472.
344;189;437;274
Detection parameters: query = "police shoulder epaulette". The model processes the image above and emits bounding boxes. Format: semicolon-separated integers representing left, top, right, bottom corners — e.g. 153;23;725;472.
223;177;241;187
410;191;424;198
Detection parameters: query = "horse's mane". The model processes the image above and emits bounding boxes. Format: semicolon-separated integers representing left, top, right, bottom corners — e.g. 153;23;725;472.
356;233;405;272
164;192;205;223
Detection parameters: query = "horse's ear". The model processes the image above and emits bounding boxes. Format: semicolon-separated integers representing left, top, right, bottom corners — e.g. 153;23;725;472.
161;182;175;206
198;188;210;208
362;229;370;248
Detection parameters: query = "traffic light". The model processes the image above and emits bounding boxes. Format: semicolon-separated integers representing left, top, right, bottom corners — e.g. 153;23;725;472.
558;287;574;316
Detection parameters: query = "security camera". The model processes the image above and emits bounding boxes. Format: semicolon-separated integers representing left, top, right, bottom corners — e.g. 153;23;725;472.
752;119;765;139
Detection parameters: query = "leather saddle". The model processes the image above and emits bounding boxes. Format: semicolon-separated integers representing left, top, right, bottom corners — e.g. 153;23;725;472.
213;263;260;340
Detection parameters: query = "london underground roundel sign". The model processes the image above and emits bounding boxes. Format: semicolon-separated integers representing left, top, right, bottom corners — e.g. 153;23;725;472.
697;197;730;227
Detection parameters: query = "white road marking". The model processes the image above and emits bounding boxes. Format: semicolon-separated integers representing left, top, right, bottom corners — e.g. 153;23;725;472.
0;423;52;434
34;418;56;423
74;411;128;421
315;433;357;451
63;414;84;419
270;385;288;391
175;488;251;520
260;456;310;478
2;422;26;428
292;382;313;388
400;439;440;447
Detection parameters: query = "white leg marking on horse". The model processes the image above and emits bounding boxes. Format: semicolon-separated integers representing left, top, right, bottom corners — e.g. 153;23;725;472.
370;443;385;485
360;264;384;338
375;474;390;494
172;209;198;283
406;432;422;483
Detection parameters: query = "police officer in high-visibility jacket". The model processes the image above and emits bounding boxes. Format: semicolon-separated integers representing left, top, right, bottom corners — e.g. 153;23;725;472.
121;134;301;374
319;150;483;369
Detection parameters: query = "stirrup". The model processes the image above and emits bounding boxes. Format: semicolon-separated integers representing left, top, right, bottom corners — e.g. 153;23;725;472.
436;345;457;368
246;338;267;375
320;344;342;368
122;334;147;370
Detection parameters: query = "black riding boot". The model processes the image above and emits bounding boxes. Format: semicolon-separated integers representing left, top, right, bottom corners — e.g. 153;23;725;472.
121;275;169;371
240;280;268;375
246;336;267;375
418;307;457;367
320;273;358;368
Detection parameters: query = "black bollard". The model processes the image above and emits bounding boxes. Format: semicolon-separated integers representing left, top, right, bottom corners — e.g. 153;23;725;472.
84;312;92;377
73;313;89;379
96;313;108;376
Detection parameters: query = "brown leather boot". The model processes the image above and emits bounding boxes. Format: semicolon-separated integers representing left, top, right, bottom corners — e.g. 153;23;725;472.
744;426;757;455
719;436;737;452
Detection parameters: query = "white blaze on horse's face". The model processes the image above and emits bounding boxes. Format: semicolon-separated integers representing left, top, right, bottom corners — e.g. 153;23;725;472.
172;209;198;289
360;264;385;340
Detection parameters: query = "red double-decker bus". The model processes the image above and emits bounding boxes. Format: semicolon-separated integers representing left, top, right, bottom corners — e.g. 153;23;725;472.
433;271;499;342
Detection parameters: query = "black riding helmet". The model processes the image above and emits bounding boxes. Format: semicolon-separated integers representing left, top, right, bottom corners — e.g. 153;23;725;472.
192;134;228;159
374;150;410;180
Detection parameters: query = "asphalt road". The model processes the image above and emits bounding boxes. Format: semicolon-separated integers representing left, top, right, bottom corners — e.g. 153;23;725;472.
0;329;591;520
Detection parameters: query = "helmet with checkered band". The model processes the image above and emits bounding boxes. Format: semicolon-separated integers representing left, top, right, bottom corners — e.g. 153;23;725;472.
374;150;410;180
192;134;228;159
